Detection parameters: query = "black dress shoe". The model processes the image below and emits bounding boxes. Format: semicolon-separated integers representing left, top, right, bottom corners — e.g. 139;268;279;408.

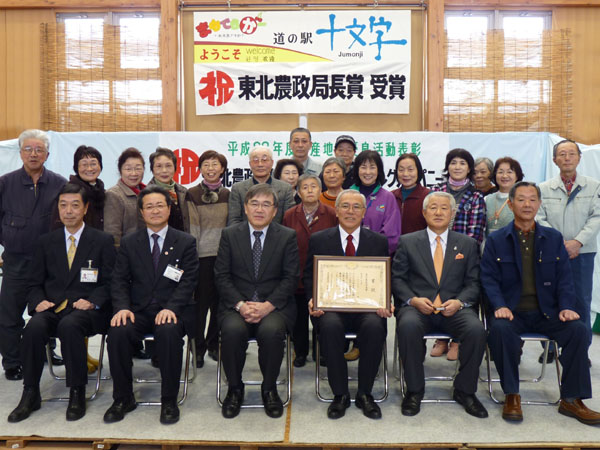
66;386;86;421
222;387;244;419
103;396;137;423
539;350;556;364
401;390;423;416
151;355;159;368
196;356;205;368
51;350;64;366
262;390;284;418
355;393;382;419
133;348;151;360
5;366;23;381
7;387;41;423
293;355;307;368
207;349;219;362
327;393;351;419
453;389;488;418
160;398;180;424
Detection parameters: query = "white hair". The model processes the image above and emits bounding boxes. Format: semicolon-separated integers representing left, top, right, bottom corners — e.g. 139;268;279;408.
249;145;273;160
18;129;49;150
422;191;456;211
335;189;366;208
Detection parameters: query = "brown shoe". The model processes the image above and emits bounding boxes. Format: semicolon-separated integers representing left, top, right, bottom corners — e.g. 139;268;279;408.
447;342;459;361
344;346;360;361
558;399;600;425
502;394;523;422
430;339;448;357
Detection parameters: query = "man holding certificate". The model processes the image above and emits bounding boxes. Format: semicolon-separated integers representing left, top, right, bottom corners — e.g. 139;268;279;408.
392;191;487;419
305;189;392;420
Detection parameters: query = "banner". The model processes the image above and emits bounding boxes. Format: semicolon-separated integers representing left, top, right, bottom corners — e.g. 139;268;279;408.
192;11;411;115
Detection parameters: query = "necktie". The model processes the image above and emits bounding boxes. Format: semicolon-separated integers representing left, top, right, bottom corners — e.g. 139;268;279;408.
252;231;263;301
433;235;443;313
152;233;161;273
56;236;76;313
345;235;355;257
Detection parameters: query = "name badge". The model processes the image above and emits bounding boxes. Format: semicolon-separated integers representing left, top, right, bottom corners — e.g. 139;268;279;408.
80;268;98;283
163;264;184;282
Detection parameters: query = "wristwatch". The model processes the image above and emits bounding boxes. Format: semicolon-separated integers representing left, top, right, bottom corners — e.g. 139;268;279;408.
234;301;245;312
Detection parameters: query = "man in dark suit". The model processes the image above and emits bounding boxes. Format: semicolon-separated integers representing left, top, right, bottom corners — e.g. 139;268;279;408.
103;185;198;425
7;183;115;423
304;189;392;420
215;183;299;419
481;181;600;425
392;191;487;418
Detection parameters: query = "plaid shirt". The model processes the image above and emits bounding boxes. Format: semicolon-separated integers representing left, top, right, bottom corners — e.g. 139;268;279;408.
432;182;486;244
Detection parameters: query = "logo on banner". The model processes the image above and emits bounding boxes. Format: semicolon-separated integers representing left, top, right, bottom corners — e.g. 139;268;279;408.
198;71;235;106
174;148;200;185
195;14;265;39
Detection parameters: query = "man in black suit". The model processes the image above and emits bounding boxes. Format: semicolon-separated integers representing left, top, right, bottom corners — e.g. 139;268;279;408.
215;183;299;419
392;191;487;418
7;183;116;423
304;189;392;420
103;185;198;425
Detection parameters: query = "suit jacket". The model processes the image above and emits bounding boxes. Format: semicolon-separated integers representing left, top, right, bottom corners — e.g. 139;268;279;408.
480;221;576;319
303;226;390;301
227;177;296;226
391;229;480;309
111;227;199;316
27;226;116;315
214;221;299;330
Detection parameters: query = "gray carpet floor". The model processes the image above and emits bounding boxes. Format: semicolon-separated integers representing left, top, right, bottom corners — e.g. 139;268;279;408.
0;319;599;446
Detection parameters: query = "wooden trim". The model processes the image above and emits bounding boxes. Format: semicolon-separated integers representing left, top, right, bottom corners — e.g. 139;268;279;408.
426;0;444;130
0;0;160;8
444;0;600;6
161;0;179;130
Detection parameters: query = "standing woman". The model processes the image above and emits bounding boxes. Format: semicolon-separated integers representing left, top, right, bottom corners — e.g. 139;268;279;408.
474;157;498;196
104;148;147;247
485;157;523;236
392;154;429;235
274;158;303;205
187;151;230;368
320;157;347;209
351;150;401;254
147;147;191;232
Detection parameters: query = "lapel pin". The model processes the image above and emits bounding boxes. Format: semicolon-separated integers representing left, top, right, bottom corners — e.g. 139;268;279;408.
454;246;457;251
164;251;169;255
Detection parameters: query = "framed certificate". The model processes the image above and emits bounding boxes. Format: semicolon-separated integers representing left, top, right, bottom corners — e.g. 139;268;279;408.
313;256;391;312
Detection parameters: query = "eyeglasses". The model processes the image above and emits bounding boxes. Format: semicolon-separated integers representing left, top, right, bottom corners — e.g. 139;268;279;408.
143;203;168;211
21;146;47;154
251;157;271;164
248;201;274;210
78;161;100;170
122;166;144;173
338;203;364;212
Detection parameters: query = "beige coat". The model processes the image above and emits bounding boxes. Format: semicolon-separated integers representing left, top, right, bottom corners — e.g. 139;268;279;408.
103;179;145;246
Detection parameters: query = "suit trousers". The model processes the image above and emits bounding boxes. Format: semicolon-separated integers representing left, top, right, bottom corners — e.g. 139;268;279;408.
195;256;219;357
107;304;185;401
396;306;485;394
220;311;286;391
488;310;591;399
318;312;386;396
293;292;309;358
570;252;595;346
22;308;107;388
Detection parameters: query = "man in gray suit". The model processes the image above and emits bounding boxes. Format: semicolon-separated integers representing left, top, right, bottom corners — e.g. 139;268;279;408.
215;184;299;419
227;146;295;225
392;191;487;419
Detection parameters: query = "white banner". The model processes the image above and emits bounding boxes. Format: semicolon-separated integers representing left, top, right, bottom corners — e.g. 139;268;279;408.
192;10;411;115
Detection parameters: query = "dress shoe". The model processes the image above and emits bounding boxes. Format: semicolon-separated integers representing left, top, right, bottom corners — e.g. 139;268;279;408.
66;386;86;421
222;386;244;418
5;366;23;381
401;390;423;416
344;346;360;361
538;350;556;364
196;356;205;369
355;393;382;419
502;394;523;422
558;398;600;425
293;355;307;368
453;389;488;418
447;342;459;361
262;390;284;418
133;347;151;360
151;355;159;368
160;398;180;424
7;387;41;423
51;350;64;366
207;349;219;362
430;339;448;357
327;393;351;419
103;396;137;423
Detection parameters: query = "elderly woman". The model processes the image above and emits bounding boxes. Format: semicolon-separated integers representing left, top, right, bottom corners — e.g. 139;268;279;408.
104;148;146;247
392;153;429;235
474;157;497;196
274;158;303;204
187;150;230;368
147;147;190;232
320;157;346;208
485;157;524;236
283;174;337;367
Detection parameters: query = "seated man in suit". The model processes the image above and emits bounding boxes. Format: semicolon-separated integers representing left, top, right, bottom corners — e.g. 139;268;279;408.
481;181;600;425
8;183;116;422
215;184;299;419
392;191;487;418
227;146;296;225
103;185;198;425
304;189;392;420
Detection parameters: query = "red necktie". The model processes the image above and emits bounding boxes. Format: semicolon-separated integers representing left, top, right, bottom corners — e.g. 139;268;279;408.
345;235;355;256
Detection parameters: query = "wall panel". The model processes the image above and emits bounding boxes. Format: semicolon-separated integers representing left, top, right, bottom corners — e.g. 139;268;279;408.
0;11;7;140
